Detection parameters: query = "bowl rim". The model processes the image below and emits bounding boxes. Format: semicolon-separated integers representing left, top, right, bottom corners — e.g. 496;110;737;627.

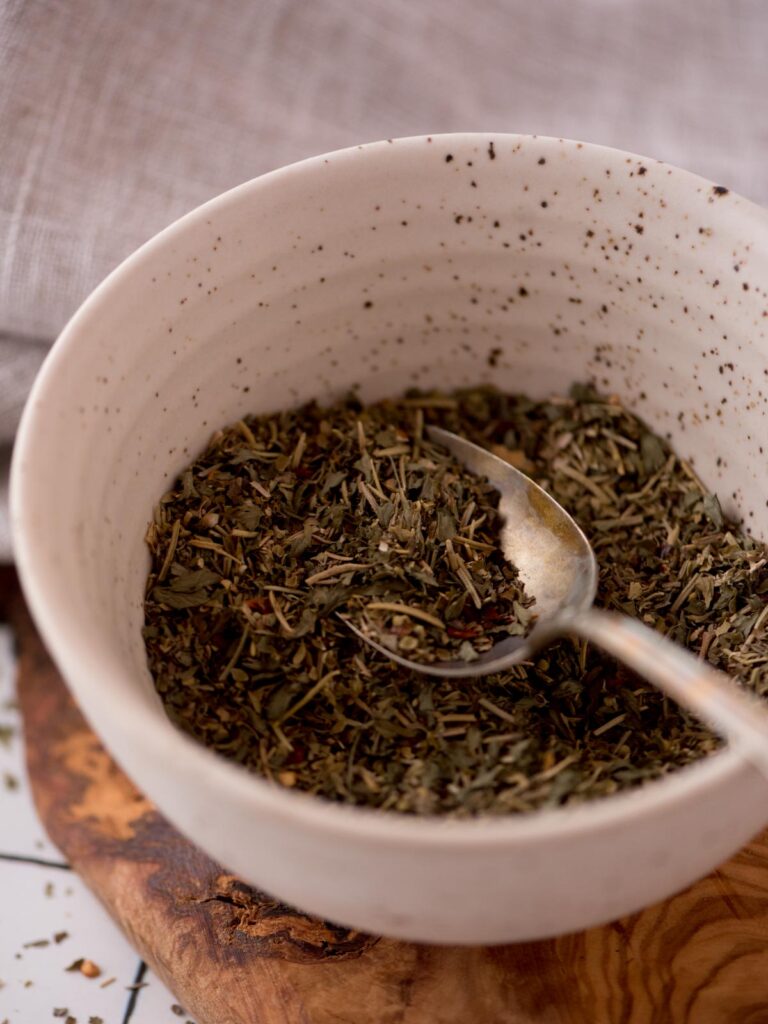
11;131;767;849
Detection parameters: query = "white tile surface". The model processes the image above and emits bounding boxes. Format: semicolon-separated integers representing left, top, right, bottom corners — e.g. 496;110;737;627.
130;967;197;1024
0;861;138;1022
0;624;62;861
0;625;187;1023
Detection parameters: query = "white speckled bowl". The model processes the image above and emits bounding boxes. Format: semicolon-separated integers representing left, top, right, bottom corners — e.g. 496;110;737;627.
12;134;768;944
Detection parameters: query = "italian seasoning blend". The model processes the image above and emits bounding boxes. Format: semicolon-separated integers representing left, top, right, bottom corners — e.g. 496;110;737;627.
143;386;768;816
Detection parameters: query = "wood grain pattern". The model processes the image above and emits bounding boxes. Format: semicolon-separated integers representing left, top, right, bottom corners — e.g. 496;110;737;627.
4;566;768;1023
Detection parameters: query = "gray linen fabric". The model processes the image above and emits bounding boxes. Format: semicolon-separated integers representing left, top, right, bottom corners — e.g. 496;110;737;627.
1;0;766;558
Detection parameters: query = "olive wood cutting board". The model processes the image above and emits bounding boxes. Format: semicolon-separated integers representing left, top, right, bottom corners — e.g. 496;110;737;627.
4;566;768;1024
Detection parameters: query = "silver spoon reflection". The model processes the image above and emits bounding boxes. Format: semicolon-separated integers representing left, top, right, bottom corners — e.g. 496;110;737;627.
345;426;768;780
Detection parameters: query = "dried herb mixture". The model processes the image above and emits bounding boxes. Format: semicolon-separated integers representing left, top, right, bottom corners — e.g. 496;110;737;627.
143;385;768;816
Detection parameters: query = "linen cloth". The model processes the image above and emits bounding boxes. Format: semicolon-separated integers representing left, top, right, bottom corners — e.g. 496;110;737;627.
1;0;767;559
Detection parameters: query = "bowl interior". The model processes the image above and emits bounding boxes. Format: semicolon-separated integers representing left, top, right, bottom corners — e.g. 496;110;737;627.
13;132;768;789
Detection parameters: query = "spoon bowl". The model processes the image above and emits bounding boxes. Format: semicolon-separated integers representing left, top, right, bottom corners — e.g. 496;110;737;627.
347;426;598;676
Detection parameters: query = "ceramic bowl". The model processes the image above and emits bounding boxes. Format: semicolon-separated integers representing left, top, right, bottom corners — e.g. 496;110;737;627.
12;134;768;944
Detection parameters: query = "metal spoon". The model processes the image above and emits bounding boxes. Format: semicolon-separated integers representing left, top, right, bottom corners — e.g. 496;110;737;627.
346;426;768;777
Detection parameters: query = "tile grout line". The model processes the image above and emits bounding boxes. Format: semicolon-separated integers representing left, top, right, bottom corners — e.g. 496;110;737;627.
0;850;71;870
121;959;148;1024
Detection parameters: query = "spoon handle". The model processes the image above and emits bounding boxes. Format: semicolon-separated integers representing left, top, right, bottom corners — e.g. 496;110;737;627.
571;607;768;780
